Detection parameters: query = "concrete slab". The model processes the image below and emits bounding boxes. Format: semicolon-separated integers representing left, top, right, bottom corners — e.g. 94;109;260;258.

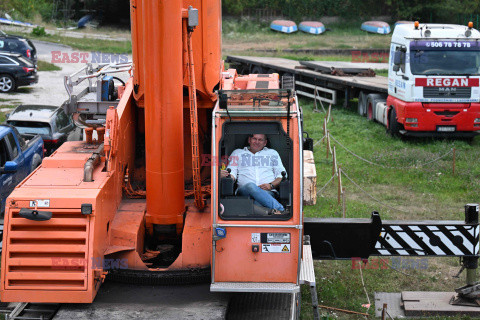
54;281;230;320
402;291;480;317
375;291;480;318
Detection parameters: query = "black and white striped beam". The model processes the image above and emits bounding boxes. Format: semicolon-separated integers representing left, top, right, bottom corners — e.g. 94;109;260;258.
372;221;479;257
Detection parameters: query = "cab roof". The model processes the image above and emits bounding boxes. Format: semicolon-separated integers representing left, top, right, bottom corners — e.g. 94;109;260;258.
392;23;480;44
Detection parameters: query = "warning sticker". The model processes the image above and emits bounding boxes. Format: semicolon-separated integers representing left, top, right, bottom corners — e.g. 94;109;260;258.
251;233;260;243
29;199;50;208
261;243;290;253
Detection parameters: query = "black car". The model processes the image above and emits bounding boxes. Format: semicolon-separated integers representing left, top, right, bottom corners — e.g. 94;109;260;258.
0;52;38;93
0;34;37;63
6;105;76;155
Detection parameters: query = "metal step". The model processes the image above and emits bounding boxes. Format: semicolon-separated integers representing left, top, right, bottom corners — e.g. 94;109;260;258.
226;292;297;320
300;244;315;285
211;282;299;293
1;302;60;320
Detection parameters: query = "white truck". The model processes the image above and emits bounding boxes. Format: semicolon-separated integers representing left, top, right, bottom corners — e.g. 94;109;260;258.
360;22;480;137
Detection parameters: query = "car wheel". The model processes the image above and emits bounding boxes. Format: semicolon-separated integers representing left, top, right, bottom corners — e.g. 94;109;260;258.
0;74;15;93
31;153;42;171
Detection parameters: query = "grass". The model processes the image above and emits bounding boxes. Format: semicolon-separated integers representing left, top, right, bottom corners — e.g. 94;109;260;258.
37;60;61;71
299;98;480;319
222;18;392;61
7;30;132;54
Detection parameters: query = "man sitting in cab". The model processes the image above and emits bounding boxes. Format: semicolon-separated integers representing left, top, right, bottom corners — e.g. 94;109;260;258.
220;133;286;214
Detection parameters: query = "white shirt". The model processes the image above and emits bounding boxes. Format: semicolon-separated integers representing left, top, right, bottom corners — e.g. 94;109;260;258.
227;147;286;189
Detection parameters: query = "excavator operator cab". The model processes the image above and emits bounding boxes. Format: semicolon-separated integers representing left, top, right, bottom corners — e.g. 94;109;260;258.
218;122;293;220
211;88;304;294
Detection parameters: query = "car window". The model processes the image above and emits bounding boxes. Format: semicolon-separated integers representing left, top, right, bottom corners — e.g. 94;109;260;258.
0;40;4;49
12;127;27;151
56;110;69;129
5;133;18;159
7;121;51;136
0;137;11;167
7;40;18;50
0;56;15;65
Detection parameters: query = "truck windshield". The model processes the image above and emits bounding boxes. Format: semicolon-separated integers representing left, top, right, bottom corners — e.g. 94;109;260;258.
410;41;480;75
7;121;51;136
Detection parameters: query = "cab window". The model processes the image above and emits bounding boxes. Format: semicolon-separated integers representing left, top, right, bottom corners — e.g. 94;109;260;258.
5;133;18;159
218;121;293;221
0;137;11;167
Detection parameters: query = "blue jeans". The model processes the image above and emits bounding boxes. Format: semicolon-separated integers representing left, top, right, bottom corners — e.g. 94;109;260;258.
237;182;285;211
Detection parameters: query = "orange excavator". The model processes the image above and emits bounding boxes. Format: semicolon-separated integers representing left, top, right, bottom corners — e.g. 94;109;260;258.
0;0;309;309
2;1;480;317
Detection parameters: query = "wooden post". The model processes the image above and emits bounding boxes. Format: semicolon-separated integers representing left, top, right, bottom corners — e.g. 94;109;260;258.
323;118;327;143
327;104;333;123
342;187;346;218
326;132;331;159
381;303;387;320
337;166;342;205
332;145;337;176
453;147;456;175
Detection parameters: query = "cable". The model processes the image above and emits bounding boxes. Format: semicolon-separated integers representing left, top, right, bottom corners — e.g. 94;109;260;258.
330;134;453;169
316;174;335;196
358;266;371;311
341;169;411;214
378;257;412;276
313;134;326;147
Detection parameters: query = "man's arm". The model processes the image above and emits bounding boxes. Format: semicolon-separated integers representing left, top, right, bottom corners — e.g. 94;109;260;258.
272;150;286;179
221;149;239;179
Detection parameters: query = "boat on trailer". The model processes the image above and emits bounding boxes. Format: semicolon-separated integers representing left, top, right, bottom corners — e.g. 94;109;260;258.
361;21;391;34
299;21;326;35
270;20;298;34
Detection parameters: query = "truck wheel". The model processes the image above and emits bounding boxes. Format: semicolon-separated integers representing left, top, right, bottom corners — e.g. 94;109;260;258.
0;74;15;93
358;91;367;116
251;66;264;74
389;108;402;137
366;93;387;121
31;153;42;171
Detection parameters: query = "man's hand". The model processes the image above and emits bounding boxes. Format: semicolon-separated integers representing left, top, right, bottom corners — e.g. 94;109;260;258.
259;183;272;191
220;170;231;178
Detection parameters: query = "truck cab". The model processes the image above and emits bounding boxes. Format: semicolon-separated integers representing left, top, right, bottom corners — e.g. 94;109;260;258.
386;23;480;136
0;125;43;213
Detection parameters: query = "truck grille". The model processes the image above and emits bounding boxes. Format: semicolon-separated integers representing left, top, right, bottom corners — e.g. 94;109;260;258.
4;209;89;290
423;87;471;99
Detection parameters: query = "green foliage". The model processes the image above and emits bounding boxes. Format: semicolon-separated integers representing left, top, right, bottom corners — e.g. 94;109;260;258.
223;0;480;24
0;0;53;23
31;26;47;37
37;60;61;72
